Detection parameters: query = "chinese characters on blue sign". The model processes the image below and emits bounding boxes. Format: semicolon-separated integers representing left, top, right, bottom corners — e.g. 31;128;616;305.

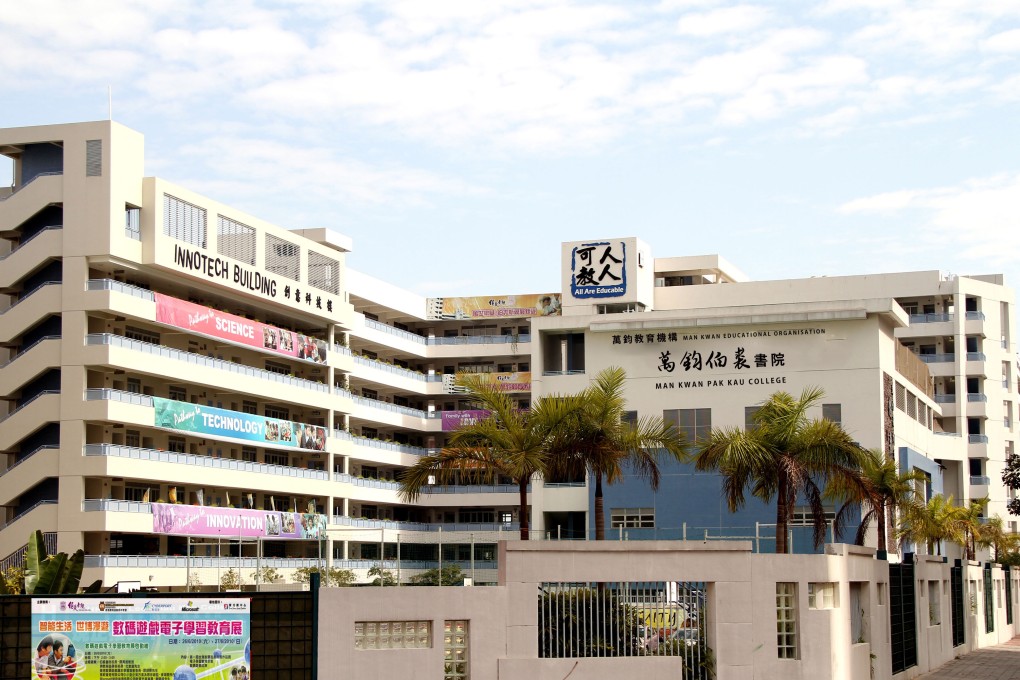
570;241;626;298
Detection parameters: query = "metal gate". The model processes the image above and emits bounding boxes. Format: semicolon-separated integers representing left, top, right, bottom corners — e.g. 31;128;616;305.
889;558;918;674
983;564;995;634
950;562;965;647
1006;565;1013;626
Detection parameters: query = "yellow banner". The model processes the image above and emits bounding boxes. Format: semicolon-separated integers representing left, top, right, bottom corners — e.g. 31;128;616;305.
440;294;561;319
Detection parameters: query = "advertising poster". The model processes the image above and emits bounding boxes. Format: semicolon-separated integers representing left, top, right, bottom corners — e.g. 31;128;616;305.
31;597;250;680
152;503;327;540
153;397;327;452
435;293;561;320
154;293;327;364
440;410;491;432
453;372;531;393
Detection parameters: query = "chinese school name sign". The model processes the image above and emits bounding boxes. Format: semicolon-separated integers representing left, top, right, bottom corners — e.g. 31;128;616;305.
569;241;627;299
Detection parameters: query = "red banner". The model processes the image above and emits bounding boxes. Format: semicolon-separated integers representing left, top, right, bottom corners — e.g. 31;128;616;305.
154;293;327;364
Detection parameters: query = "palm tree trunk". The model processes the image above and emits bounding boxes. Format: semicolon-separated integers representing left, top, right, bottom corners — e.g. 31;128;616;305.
594;472;605;541
877;504;887;553
519;478;529;540
775;474;788;554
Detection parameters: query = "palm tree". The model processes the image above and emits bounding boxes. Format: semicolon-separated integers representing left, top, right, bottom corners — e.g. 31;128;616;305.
398;376;581;539
831;449;925;553
549;367;689;540
695;387;865;554
977;515;1020;563
897;494;965;556
956;497;989;561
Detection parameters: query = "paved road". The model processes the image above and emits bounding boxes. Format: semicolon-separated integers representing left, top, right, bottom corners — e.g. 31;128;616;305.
919;637;1020;679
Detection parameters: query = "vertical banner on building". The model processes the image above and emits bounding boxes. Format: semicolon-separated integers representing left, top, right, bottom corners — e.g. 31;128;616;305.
154;292;327;364
31;598;250;679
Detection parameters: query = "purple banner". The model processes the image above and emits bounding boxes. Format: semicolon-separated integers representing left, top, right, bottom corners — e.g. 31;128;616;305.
440;409;490;432
152;503;326;539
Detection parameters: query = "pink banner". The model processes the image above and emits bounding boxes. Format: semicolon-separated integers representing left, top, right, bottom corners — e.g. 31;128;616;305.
152;503;327;539
441;410;490;431
154;293;327;364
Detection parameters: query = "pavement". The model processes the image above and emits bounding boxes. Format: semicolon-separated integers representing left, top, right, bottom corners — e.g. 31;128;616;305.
918;637;1020;679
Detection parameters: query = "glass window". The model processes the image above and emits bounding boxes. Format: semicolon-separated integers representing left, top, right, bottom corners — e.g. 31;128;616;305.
355;620;431;650
610;508;655;529
664;408;711;444
822;403;842;425
444;620;469;680
808;582;838;609
776;583;797;659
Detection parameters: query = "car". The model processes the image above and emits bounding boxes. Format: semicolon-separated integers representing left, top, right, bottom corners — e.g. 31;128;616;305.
665;627;700;647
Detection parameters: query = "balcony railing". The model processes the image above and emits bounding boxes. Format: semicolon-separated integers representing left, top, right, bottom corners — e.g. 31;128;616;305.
0;281;61;315
363;319;427;345
84;555;321;569
0;335;59;368
934;431;962;437
333;430;434;457
0;226;62;261
969;476;991;486
966;352;986;362
967;393;988;402
85;333;329;393
84;444;330;481
0;499;57;531
918;353;954;364
0;171;62;202
84;388;154;407
0;444;58;480
85;278;156;301
329;515;519;533
335;473;402;490
968;434;989;444
334;559;499;571
83;499;152;513
934;394;956;404
336;388;429;419
909;313;953;324
352;355;442;382
419;484;521;495
426;334;531;346
966;311;986;321
0;390;59;423
543;370;586;376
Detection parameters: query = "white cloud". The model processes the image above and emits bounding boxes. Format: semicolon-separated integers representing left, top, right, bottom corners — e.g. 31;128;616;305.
676;5;770;37
982;28;1020;53
838;175;1020;267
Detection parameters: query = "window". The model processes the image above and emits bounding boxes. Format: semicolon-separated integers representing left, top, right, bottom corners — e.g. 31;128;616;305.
459;509;495;523
167;436;186;453
168;386;187;402
124;325;160;344
822;403;842;425
444;620;469;680
808;582;838;609
242;400;258;415
895;383;905;411
125;430;140;448
241;446;257;462
744;406;759;431
791;506;835;526
125;206;140;239
217;216;256;265
928;581;941;625
266;234;300;281
125;485;158;502
265;452;288;467
126;378;142;394
776;583;798;659
164;195;207;248
969;458;983;477
664;408;711;445
621;411;637;429
264;405;289;420
265;360;290;375
611;508;654;529
849;582;866;643
355;621;431;650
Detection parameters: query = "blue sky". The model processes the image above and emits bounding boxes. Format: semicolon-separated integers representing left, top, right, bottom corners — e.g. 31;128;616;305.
2;1;1019;297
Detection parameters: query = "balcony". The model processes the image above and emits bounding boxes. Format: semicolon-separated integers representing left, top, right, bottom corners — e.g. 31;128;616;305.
968;434;989;444
970;476;991;486
84;443;330;481
84;555;320;569
363;318;427;345
426;334;531;346
909;313;954;324
82;499;152;513
918;353;955;364
85;333;330;394
352;354;443;383
934;394;956;404
967;393;988;402
83;387;153;407
966;311;986;321
85;278;156;300
336;388;429;419
966;352;986;362
334;430;434;458
329;515;519;534
543;370;586;376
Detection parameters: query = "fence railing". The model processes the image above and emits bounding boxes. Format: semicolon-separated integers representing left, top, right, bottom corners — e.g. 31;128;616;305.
84;443;330;480
84;388;154;407
84;555;321;568
0;390;59;423
909;313;953;323
336;389;430;419
918;353;954;364
0;444;58;480
0;225;62;261
329;515;519;533
0;171;61;202
966;311;986;321
333;430;433;457
86;333;330;393
426;334;531;346
363;318;428;345
0;335;59;368
85;278;156;300
0;499;58;531
0;281;61;314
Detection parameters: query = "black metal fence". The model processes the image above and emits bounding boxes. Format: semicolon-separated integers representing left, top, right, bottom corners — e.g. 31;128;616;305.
889;558;918;675
950;562;965;647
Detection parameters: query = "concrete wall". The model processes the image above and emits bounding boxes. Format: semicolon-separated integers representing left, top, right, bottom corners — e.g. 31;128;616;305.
316;541;1020;680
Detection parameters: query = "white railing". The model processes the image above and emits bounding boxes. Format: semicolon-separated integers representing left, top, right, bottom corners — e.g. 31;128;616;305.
335;473;402;490
934;431;962;437
335;388;429;419
85;278;156;301
353;355;436;382
84;555;320;568
0;335;59;368
0;171;61;202
84;443;330;480
0;225;62;261
0;281;61;314
83;388;154;407
909;313;953;323
0;390;59;423
85;334;329;393
330;515;519;533
83;499;152;513
363;318;428;345
333;430;433;457
426;334;531;346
